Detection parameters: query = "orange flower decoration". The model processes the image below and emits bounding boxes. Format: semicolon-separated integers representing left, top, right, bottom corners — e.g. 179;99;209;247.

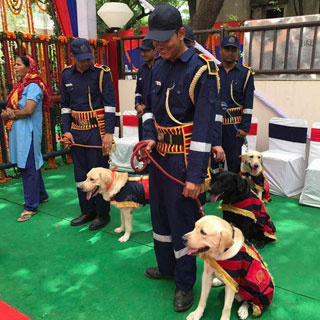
23;32;32;39
4;30;16;39
39;34;50;42
58;36;68;43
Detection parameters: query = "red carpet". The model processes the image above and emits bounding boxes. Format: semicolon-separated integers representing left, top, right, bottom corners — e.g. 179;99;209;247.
0;301;32;320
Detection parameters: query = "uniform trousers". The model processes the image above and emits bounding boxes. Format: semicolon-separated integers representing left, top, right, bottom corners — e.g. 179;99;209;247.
222;125;244;173
20;139;48;211
149;151;199;291
71;145;110;216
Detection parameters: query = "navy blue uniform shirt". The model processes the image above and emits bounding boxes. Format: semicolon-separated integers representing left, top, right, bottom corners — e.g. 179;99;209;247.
219;63;254;132
143;47;222;184
135;62;152;106
60;63;116;142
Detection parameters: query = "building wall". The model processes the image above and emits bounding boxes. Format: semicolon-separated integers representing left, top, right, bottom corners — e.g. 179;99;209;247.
119;79;319;151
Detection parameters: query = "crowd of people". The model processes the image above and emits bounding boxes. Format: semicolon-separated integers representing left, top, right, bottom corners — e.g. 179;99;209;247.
1;3;255;314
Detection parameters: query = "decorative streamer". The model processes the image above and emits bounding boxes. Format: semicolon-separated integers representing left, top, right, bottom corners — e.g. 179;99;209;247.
138;0;154;11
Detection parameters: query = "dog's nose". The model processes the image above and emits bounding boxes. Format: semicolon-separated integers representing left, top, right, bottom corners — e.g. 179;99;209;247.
254;164;259;168
182;235;188;245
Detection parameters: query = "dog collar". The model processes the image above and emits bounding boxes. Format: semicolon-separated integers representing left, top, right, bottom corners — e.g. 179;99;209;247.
105;167;118;191
224;225;235;252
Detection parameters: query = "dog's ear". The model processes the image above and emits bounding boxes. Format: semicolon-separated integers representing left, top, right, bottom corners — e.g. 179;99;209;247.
218;230;234;255
234;174;249;194
240;153;247;160
99;170;111;189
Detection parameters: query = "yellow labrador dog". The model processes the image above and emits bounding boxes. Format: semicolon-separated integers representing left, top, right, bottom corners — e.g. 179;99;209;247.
81;167;149;242
183;215;274;320
240;150;263;200
240;151;272;202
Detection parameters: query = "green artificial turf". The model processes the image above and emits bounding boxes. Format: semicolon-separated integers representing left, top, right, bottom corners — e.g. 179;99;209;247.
0;160;319;319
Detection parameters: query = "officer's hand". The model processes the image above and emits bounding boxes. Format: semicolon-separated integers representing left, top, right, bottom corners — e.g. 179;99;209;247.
236;129;247;139
141;139;156;158
1;109;9;121
183;182;201;199
62;132;74;149
6;108;15;120
102;133;113;155
212;146;225;162
136;104;145;118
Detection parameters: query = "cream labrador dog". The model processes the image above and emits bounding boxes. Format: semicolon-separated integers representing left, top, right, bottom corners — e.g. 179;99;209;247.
183;215;274;320
240;151;272;202
240;150;263;199
81;167;148;242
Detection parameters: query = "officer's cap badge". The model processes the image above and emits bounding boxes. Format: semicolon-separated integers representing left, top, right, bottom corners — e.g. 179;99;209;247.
229;36;235;43
80;44;88;53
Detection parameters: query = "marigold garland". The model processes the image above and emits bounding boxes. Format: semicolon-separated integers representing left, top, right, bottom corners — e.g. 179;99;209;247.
0;0;8;30
58;36;68;43
34;0;48;12
5;0;23;15
39;33;49;42
23;32;32;39
4;30;16;39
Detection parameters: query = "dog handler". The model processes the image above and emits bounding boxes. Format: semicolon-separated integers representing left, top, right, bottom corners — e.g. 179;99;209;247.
135;38;156;141
61;38;116;231
217;35;255;173
142;4;224;312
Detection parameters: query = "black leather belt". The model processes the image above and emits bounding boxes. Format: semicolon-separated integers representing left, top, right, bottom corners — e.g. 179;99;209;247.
157;132;184;145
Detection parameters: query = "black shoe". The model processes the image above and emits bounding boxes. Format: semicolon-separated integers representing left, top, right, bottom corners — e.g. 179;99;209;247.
174;289;193;312
144;267;174;280
88;213;110;231
70;212;96;226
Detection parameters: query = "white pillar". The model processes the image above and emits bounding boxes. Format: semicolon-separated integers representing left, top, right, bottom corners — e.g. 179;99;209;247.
76;0;97;39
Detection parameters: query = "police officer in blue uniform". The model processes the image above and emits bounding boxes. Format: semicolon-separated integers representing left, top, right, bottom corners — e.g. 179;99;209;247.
183;25;195;48
61;38;116;230
217;35;255;173
135;38;156;141
142;4;225;312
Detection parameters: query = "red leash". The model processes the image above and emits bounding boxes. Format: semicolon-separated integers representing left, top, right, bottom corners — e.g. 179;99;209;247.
130;141;204;216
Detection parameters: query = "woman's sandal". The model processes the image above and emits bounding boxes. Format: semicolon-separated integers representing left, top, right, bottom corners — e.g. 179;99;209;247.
17;210;37;222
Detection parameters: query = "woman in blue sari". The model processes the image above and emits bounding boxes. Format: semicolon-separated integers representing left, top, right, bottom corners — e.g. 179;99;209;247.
1;55;51;222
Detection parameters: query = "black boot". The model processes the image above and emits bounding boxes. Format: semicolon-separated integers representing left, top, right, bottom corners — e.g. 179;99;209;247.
174;289;193;312
144;267;174;280
70;211;96;226
89;211;110;231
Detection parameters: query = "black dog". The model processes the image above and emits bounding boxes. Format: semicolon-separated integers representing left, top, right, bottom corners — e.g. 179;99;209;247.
210;171;277;248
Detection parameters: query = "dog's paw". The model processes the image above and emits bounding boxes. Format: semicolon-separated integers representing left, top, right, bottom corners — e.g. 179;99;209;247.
114;227;124;234
237;301;249;320
212;278;224;287
118;234;130;242
186;310;203;320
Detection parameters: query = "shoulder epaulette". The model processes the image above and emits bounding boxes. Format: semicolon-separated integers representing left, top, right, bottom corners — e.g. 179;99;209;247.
243;64;255;75
94;63;110;72
199;54;218;75
62;65;72;72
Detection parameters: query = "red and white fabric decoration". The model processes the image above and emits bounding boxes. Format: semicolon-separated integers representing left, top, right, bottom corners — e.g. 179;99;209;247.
300;122;320;207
